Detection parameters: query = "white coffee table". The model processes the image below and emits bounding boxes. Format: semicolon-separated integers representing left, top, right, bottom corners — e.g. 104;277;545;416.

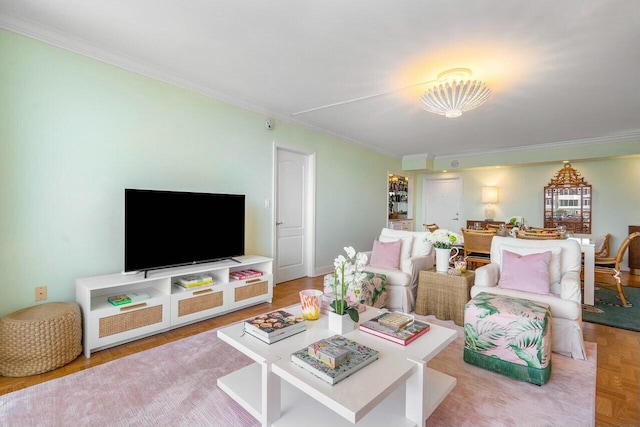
217;306;457;427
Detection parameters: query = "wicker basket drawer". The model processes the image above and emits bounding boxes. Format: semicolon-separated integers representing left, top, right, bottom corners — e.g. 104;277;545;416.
234;279;268;302
178;289;223;317
99;304;163;338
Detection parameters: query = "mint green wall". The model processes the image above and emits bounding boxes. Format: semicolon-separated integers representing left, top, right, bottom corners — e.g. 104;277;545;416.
414;157;640;263
0;30;400;316
2;29;638;317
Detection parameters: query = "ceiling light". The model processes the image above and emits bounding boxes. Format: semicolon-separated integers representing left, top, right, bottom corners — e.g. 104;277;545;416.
420;68;492;118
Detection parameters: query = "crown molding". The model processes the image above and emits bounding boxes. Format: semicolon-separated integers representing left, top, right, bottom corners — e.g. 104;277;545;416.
404;132;640;163
431;132;640;160
0;13;401;159
0;13;275;116
3;13;637;163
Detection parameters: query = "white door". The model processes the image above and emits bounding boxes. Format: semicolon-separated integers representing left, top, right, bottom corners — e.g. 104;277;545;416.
275;148;314;284
423;176;463;233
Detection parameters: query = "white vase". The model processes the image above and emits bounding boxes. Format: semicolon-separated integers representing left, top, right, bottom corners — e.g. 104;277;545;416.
327;311;356;334
435;247;452;273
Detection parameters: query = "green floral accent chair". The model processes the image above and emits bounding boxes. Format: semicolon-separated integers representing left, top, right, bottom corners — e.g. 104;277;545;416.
323;272;387;309
464;292;552;385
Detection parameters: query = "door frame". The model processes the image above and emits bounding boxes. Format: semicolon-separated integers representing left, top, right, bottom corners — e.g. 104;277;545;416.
422;175;464;232
272;143;316;284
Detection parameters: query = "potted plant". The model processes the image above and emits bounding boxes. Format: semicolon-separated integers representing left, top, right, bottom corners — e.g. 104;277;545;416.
426;229;462;273
329;246;368;333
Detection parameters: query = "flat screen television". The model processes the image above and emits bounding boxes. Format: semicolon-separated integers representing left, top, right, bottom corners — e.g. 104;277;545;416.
124;189;245;273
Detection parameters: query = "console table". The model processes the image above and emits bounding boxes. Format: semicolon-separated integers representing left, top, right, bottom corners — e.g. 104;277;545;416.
217;305;457;426
76;256;273;357
388;219;414;230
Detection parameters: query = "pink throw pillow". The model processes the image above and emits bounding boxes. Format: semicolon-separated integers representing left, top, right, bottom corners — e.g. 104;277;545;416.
498;250;552;295
369;239;402;270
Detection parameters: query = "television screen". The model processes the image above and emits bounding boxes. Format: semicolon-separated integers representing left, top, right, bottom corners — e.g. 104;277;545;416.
124;189;245;273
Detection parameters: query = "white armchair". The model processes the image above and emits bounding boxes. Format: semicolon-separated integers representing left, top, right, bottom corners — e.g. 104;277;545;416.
471;236;587;359
363;228;435;313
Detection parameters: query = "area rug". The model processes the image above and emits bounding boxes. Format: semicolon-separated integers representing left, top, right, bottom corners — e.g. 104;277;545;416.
419;315;596;427
0;312;596;427
582;286;640;332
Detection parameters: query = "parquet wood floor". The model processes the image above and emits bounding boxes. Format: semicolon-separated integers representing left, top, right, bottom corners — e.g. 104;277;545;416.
1;274;638;426
582;272;640;427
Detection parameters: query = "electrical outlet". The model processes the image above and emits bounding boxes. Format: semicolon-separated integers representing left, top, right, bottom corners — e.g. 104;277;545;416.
35;285;47;301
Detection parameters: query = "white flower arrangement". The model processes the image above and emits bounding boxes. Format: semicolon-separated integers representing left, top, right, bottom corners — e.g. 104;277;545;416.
331;246;368;322
425;229;462;249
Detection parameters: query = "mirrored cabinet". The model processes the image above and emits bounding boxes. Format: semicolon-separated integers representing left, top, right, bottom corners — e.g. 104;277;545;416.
389;174;409;217
544;163;592;234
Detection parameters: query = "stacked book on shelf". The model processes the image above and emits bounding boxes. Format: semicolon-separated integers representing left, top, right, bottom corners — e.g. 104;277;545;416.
230;269;263;281
175;274;214;289
290;335;379;385
359;312;430;346
243;309;306;344
107;291;150;306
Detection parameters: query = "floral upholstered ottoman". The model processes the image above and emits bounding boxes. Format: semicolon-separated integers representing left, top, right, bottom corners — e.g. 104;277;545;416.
463;292;552;385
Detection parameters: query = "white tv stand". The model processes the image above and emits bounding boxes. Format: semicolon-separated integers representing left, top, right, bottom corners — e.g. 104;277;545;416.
75;255;273;358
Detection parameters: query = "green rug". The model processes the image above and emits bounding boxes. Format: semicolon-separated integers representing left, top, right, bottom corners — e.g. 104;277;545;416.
582;286;640;331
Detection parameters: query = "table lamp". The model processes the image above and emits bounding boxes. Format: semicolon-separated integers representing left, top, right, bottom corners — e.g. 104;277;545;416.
482;186;498;221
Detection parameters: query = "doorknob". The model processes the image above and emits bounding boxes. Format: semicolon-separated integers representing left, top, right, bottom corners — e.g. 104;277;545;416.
276;222;283;226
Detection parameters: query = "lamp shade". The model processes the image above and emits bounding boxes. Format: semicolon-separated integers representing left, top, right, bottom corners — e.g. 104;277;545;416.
481;186;498;204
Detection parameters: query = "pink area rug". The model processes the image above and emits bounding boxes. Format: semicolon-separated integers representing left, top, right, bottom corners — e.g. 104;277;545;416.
0;312;596;427
420;315;596;427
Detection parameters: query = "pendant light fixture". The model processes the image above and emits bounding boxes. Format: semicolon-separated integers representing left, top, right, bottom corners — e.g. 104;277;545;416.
420;68;492;118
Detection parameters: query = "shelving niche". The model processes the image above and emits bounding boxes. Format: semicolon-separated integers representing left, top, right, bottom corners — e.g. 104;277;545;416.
76;255;273;358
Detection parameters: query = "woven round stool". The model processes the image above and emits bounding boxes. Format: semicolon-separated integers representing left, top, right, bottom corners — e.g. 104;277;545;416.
0;302;82;377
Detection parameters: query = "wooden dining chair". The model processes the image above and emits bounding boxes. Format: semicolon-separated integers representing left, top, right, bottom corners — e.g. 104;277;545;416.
528;226;560;232
463;228;495;234
486;223;499;230
423;223;439;233
592;232;640;307
486;223;511;237
516;230;562;240
460;228;496;269
593;233;611;258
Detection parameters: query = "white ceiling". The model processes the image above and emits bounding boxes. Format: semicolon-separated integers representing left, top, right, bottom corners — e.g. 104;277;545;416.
1;0;639;158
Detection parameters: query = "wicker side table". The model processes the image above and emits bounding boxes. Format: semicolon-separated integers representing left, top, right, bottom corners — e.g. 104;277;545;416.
415;269;475;326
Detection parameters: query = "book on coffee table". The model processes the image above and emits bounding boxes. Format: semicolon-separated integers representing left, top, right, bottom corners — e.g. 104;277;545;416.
359;312;430;346
243;310;306;344
290;335;379;385
377;312;413;331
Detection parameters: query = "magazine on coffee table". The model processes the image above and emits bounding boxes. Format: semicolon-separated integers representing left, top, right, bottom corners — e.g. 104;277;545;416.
244;310;306;344
290;335;379;385
359;312;430;345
